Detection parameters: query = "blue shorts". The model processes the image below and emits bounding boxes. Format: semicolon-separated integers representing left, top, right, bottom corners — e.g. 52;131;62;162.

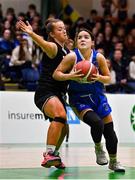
69;92;112;119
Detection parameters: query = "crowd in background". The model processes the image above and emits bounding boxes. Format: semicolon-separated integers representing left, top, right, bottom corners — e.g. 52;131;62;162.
0;0;135;93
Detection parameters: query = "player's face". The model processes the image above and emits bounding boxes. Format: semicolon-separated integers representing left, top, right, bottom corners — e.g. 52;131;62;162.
77;31;92;50
52;21;68;43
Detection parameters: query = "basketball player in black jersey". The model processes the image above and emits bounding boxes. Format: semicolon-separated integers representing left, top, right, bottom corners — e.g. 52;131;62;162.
17;19;70;169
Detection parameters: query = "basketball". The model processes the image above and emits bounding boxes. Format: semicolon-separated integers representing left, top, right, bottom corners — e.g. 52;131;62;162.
74;60;98;82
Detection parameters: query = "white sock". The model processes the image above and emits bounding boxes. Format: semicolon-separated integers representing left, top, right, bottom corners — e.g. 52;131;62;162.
46;145;56;153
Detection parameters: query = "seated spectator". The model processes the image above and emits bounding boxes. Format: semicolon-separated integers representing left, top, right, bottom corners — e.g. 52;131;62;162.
124;34;135;56
65;37;74;50
10;38;39;90
101;0;117;17
105;59;117;93
3;7;16;27
26;4;37;23
0;29;15;79
111;49;133;93
31;42;43;71
0;29;15;55
116;25;126;42
116;0;129;23
86;9;99;29
104;25;113;57
17;12;26;22
13;30;22;47
128;55;135;81
95;32;105;49
127;55;135;93
9;38;32;82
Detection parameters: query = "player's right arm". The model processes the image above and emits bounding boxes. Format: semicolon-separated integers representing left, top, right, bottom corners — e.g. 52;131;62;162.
53;52;83;81
16;20;57;58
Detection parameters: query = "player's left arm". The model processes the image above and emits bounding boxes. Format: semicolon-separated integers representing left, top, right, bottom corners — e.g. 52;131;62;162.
92;53;111;84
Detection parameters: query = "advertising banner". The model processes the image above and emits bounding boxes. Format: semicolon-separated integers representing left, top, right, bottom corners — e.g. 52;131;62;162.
0;92;135;143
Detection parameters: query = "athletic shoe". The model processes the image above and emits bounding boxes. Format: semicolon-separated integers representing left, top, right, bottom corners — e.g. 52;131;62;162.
55;162;66;169
54;151;66;169
109;161;125;172
95;148;108;165
41;151;61;168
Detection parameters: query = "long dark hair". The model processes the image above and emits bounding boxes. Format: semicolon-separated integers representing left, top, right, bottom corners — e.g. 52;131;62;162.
74;28;95;47
19;39;28;60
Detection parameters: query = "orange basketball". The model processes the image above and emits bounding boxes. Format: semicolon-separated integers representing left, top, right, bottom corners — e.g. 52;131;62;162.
75;60;98;82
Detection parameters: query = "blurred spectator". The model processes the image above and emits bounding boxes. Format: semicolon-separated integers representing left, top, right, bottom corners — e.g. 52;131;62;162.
110;41;130;67
105;59;117;93
10;38;39;90
32;42;43;70
64;18;73;39
101;0;116;17
115;0;129;23
71;17;86;39
124;33;135;57
65;38;74;50
86;9;99;29
0;29;15;79
111;35;119;44
128;55;135;81
111;49;133;93
31;21;42;35
32;13;42;27
104;25;113;57
95;32;105;49
17;12;26;22
4;7;17;26
13;30;22;47
9;39;32;81
126;55;135;93
26;4;37;23
116;25;126;42
0;29;15;55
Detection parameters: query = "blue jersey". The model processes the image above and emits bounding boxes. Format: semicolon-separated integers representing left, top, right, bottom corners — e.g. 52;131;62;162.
68;48;112;118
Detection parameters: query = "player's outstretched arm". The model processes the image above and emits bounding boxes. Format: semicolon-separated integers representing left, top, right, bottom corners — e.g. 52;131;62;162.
16;20;57;58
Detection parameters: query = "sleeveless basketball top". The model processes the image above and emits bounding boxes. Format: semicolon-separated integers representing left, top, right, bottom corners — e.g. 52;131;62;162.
68;48;105;94
38;42;69;93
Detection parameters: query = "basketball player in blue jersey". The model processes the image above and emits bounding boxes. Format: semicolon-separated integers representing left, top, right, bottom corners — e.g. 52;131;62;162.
17;19;70;169
53;28;125;172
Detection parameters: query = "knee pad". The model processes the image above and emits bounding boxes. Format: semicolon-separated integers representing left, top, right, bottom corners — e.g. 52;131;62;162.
83;111;103;128
103;122;118;154
53;117;66;124
83;111;104;143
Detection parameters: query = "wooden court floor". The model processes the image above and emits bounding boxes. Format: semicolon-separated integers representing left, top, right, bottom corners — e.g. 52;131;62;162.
0;143;135;179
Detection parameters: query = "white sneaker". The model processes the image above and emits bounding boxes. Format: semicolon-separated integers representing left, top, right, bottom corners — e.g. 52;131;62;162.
95;148;108;165
109;161;125;172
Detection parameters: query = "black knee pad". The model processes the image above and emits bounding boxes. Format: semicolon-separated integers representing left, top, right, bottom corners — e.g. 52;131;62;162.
53;117;66;124
103;122;118;154
83;111;103;128
83;111;104;143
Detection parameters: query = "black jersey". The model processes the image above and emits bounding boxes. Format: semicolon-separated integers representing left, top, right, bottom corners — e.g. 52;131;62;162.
38;42;69;93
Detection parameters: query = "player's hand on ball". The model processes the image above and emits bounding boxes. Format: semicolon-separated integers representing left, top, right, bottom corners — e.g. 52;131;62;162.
69;69;84;81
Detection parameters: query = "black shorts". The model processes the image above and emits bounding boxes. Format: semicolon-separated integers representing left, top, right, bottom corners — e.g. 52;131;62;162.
34;86;67;120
